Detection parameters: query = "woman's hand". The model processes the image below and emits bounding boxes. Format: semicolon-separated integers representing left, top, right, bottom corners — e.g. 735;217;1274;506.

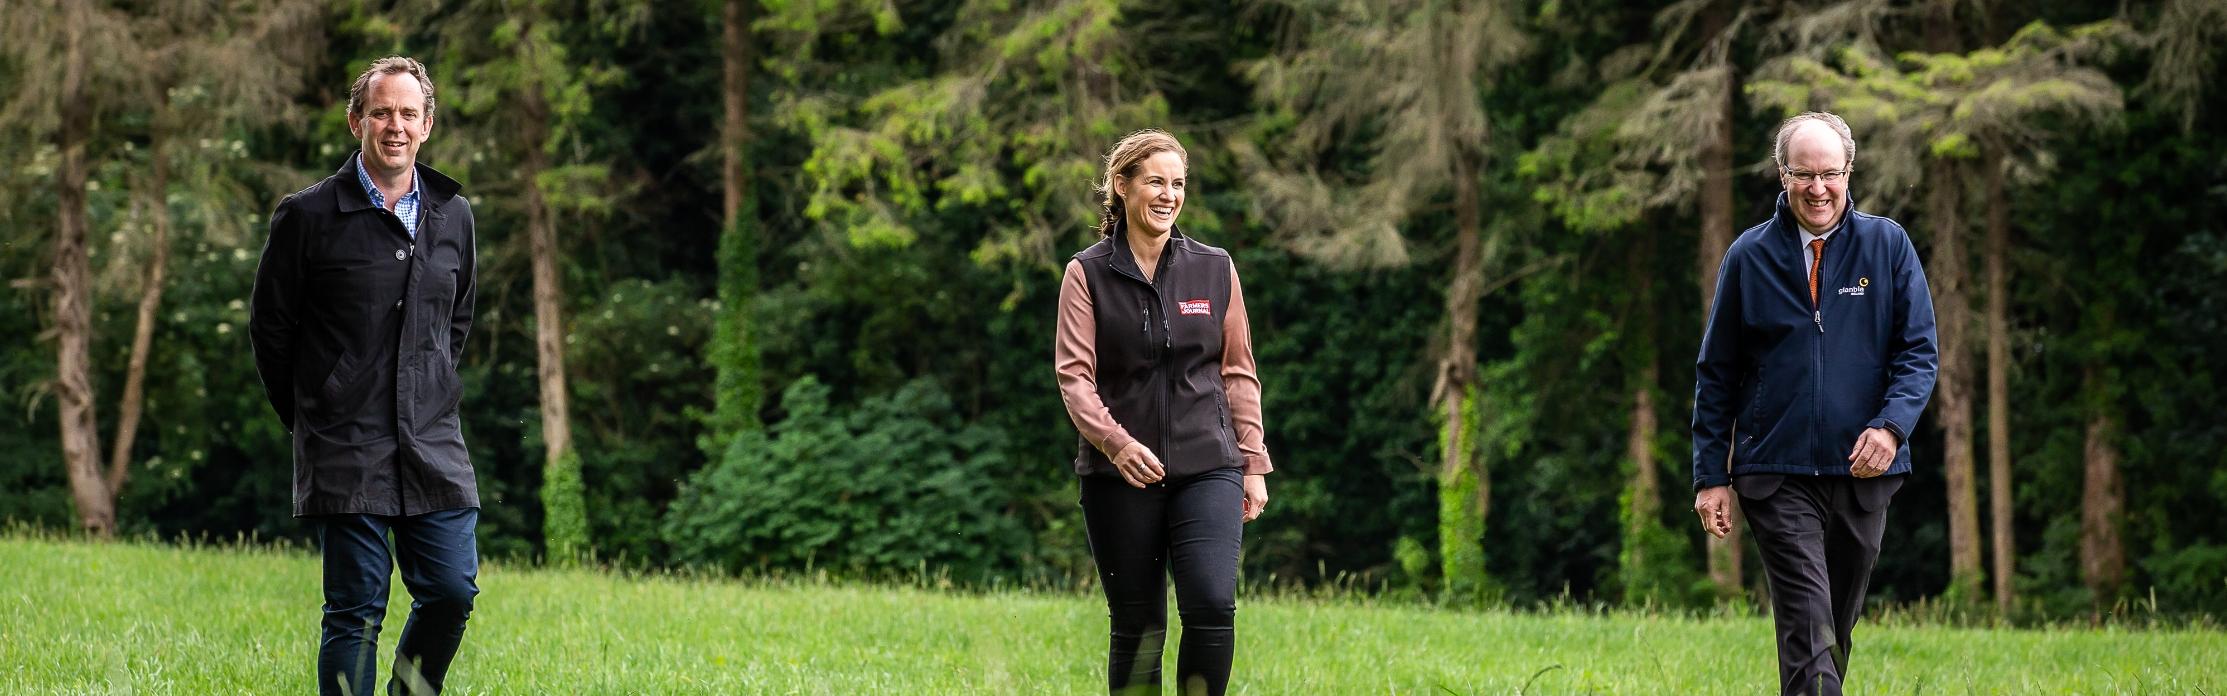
1242;474;1269;522
1112;441;1166;488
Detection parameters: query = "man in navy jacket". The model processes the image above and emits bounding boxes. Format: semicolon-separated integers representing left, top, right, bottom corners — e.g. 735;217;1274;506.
1691;112;1938;696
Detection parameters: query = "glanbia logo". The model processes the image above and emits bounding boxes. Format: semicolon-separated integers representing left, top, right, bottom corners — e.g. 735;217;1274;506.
1179;299;1212;316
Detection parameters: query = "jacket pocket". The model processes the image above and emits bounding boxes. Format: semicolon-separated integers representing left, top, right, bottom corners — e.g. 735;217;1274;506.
432;356;464;417
319;351;363;403
1212;388;1230;429
1732;473;1785;501
1745;366;1771;430
1211;388;1239;465
1741;363;1795;458
1853;474;1905;512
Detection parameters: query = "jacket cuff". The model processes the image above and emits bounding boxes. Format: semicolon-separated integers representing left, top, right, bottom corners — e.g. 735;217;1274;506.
1693;475;1731;492
1242;453;1274;476
1867;417;1906;444
1098;431;1137;462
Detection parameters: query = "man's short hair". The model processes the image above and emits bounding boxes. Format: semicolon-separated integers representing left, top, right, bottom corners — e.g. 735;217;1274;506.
1772;112;1855;171
347;56;436;121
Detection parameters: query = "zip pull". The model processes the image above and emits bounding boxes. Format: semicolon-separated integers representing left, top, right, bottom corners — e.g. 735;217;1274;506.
1141;300;1151;336
1162;318;1172;349
1814;309;1824;334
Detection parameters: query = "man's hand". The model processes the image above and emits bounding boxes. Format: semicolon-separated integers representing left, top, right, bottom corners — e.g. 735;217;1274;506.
1112;441;1166;488
1847;427;1898;478
1694;486;1734;539
1241;474;1269;523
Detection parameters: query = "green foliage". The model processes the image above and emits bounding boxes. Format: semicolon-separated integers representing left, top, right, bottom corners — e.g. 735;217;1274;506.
1619;517;1704;608
2142;544;2227;615
781;0;1177;269
0;0;2221;623
1750;17;2128;199
1438;385;1491;605
705;203;764;456
663;376;1031;582
540;449;589;564
1519;78;1656;234
566;278;716;563
1240;0;1531;269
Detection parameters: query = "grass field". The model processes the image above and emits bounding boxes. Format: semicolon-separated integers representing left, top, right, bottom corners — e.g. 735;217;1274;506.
2;537;2220;694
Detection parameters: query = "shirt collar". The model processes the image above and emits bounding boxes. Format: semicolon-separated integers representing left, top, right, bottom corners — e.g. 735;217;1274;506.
1801;226;1832;246
354;152;420;209
1799;210;1846;246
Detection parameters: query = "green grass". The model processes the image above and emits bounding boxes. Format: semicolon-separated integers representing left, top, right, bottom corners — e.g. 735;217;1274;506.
3;537;2220;694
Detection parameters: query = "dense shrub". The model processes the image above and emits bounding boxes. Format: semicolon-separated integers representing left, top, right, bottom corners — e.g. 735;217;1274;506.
663;376;1030;582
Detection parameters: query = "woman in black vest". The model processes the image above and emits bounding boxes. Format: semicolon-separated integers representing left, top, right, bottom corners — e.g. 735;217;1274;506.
1056;129;1274;696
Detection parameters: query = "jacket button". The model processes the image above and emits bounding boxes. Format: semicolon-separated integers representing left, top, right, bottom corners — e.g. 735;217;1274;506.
395;249;407;260
394;299;403;310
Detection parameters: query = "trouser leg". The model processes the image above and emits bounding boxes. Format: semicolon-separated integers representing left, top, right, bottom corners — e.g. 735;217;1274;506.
1824;476;1899;682
1083;475;1170;696
1165;468;1242;696
387;507;480;696
318;515;394;696
1741;477;1841;696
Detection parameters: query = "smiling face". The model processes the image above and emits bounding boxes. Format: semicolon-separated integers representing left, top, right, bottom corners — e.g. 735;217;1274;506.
348;71;433;181
1116;150;1187;237
1780;121;1850;234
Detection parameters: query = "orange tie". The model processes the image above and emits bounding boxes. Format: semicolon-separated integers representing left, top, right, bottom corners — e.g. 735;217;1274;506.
1808;238;1825;308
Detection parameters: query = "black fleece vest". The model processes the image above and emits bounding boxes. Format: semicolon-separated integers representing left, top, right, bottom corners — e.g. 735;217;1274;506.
1070;225;1241;477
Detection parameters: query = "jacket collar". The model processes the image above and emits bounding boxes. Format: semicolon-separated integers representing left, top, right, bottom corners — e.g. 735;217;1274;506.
331;151;463;213
1108;218;1187;282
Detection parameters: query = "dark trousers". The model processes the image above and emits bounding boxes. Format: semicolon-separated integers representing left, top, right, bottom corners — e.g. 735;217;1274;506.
315;507;480;696
1081;467;1244;696
1737;474;1903;696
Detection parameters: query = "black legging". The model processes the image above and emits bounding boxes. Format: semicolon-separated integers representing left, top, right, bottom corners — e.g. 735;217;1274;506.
1081;466;1243;696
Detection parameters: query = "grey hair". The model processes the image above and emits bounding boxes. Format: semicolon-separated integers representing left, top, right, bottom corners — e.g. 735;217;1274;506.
1771;111;1855;171
347;56;436;122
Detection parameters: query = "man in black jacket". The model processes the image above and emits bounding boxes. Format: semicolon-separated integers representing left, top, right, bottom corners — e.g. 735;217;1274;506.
1691;112;1939;696
250;56;480;696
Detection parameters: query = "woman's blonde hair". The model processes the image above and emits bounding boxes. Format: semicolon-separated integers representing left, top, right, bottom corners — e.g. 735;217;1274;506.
1095;129;1188;238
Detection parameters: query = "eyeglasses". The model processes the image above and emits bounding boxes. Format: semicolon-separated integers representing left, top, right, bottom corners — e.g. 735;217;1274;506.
1782;167;1850;185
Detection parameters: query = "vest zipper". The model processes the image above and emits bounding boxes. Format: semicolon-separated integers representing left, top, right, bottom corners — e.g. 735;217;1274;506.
1151;250;1172;477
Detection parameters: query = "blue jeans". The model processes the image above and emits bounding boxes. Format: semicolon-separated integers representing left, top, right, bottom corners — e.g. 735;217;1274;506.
315;507;479;696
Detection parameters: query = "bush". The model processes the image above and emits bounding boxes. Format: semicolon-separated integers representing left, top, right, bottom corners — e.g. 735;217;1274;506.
662;376;1031;583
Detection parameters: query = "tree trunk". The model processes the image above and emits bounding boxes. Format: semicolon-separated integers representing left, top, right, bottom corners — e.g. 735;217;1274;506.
709;0;763;453
2078;372;2124;607
1435;156;1488;600
1622;364;1660;600
1620;226;1663;604
108;123;171;496
54;1;114;538
521;25;586;561
1626;379;1658;530
1928;155;1984;602
1696;14;1742;600
1925;0;1984;605
1984;156;2014;615
721;0;750;228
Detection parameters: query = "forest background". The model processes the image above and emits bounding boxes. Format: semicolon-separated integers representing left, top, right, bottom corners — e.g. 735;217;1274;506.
3;0;2223;623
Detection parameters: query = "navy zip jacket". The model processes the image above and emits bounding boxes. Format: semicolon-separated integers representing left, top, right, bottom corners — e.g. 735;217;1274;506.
1691;192;1938;491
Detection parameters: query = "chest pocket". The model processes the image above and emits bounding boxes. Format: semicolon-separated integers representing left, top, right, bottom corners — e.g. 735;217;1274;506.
1165;294;1224;361
1089;282;1159;379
